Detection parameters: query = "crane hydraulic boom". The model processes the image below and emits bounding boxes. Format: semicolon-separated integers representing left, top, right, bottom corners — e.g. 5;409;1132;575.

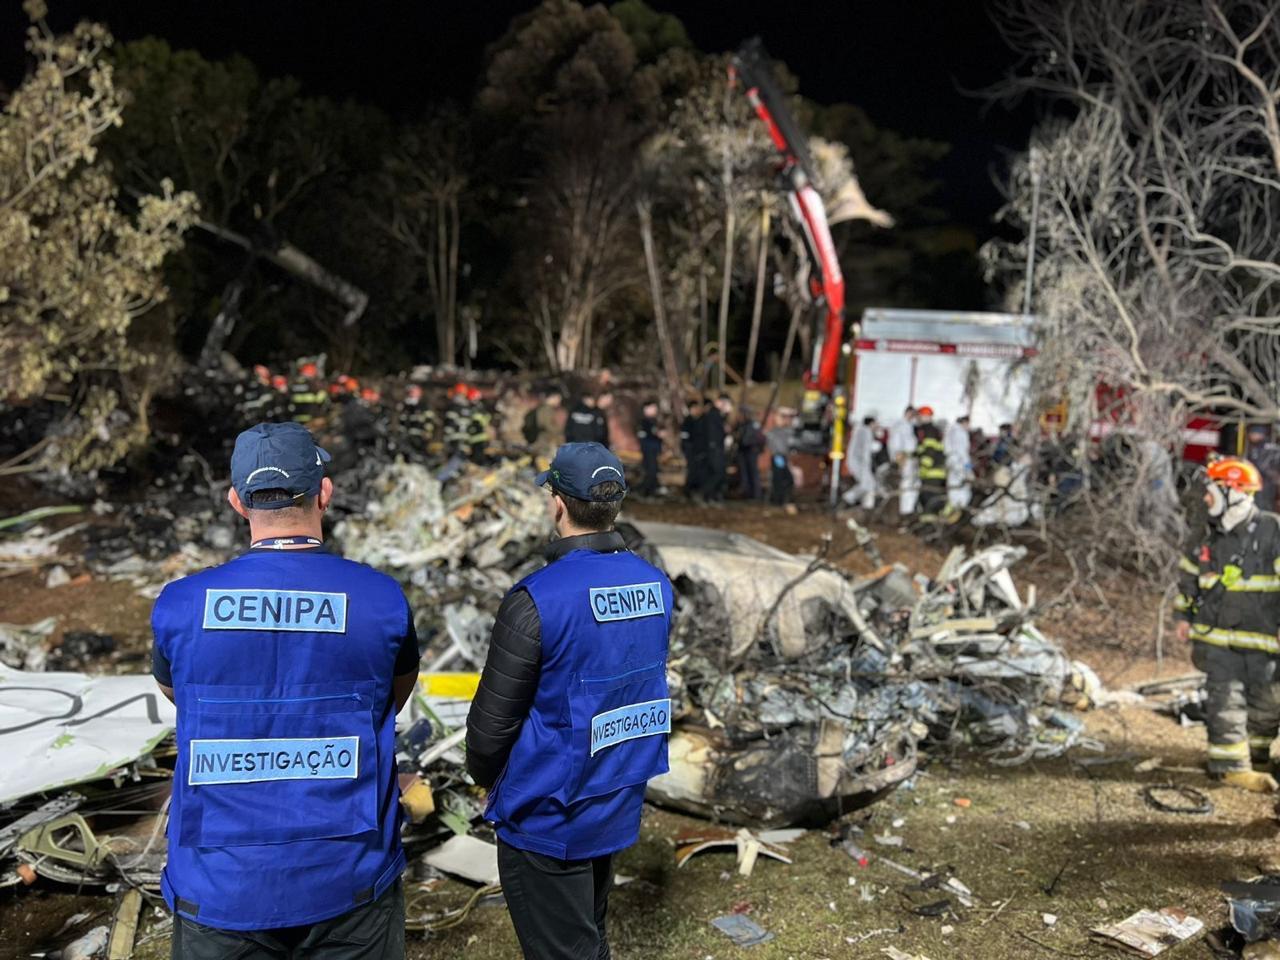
730;39;846;398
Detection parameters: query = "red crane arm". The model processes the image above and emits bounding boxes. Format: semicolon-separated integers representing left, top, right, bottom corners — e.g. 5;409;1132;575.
732;40;846;396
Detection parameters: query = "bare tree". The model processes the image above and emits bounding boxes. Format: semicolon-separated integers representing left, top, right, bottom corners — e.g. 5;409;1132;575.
380;109;469;365
984;0;1280;571
522;111;640;372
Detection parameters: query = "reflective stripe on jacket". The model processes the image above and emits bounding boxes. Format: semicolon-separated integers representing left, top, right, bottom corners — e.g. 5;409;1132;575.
1177;510;1280;652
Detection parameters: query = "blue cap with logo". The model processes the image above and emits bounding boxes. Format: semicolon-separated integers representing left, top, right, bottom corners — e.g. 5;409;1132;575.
535;442;627;501
231;422;332;509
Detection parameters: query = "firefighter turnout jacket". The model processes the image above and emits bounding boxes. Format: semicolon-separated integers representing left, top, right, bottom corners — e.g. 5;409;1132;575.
1176;509;1280;654
914;423;947;485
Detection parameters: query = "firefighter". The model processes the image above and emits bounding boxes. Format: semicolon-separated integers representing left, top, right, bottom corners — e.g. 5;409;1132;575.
914;406;948;518
465;387;493;463
289;360;329;425
241;365;275;424
443;383;472;458
1176;458;1280;792
268;374;292;422
395;383;430;460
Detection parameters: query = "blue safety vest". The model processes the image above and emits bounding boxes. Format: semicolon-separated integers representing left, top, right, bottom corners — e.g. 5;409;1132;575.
485;548;672;860
151;548;409;930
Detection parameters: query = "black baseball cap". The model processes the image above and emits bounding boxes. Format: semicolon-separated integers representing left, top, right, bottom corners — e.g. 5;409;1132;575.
535;442;627;501
231;422;331;509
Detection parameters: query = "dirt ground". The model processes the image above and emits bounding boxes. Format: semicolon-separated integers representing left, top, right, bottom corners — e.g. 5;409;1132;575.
0;499;1260;959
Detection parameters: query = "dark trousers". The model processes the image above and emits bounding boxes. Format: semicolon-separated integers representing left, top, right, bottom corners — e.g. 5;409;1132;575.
685;455;709;498
919;481;948;516
640;444;660;495
498;839;614;960
171;879;404;960
769;457;793;504
739;449;762;500
705;451;727;501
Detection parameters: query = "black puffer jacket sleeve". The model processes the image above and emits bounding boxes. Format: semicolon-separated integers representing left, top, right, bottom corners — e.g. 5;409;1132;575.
466;587;542;788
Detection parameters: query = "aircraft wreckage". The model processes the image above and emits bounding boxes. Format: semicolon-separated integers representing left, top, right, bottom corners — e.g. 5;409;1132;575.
620;521;1097;826
0;461;1100;901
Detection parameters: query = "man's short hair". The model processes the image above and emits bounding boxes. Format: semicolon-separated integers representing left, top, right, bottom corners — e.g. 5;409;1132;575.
560;480;624;531
863;416;876;426
246;487;315;520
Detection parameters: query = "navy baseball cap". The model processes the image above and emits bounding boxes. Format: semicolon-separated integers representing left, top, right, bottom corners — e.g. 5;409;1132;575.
535;442;627;501
231;422;331;509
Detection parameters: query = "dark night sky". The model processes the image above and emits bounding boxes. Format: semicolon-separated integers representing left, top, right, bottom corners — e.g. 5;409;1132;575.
1;1;1036;235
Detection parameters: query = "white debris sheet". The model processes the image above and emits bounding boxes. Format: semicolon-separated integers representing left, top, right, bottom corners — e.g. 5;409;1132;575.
421;835;500;885
0;666;176;804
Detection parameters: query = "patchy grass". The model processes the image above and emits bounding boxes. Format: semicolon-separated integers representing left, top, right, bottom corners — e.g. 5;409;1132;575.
411;704;1265;959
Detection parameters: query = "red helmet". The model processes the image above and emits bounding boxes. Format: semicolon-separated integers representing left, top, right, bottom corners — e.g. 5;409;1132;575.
1207;457;1262;494
917;405;934;418
328;382;346;397
300;361;319;378
361;387;381;403
450;382;469;399
271;375;289;392
467;387;482;403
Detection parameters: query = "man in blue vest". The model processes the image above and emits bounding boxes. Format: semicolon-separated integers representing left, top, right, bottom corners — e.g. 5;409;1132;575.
151;421;420;959
467;441;673;960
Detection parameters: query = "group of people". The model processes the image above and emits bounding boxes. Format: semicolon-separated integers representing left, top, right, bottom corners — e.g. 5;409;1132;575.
239;361;501;466
678;395;799;506
523;389;799;506
153;424;670;958
843;404;980;519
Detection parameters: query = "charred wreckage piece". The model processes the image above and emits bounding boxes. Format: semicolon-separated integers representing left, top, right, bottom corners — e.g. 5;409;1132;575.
625;525;1100;826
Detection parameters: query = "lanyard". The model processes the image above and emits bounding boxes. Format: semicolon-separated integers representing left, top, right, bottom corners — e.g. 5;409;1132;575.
251;536;323;550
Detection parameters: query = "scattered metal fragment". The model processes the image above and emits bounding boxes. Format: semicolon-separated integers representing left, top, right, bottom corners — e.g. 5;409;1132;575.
711;913;774;947
0;666;176;805
1222;877;1280;947
0;794;83;862
420;835;501;886
61;925;110;960
673;828;793;876
107;889;144;960
642;526;1099;826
